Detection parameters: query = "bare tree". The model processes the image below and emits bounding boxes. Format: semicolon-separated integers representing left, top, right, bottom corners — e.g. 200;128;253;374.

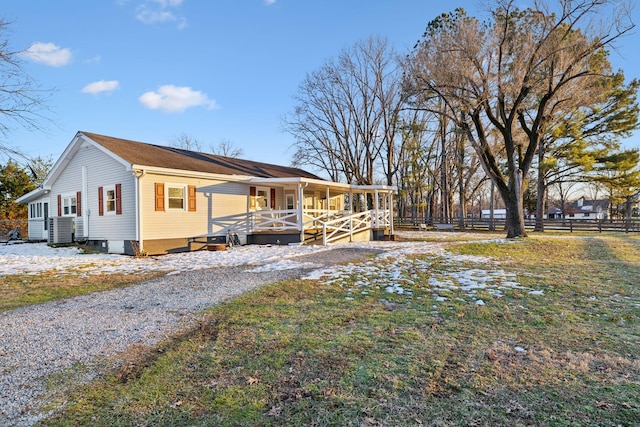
405;0;634;238
169;132;202;152
210;138;243;158
284;36;406;185
26;154;54;187
0;19;52;158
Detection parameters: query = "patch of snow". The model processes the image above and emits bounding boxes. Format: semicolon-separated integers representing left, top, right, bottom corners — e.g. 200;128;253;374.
0;232;547;308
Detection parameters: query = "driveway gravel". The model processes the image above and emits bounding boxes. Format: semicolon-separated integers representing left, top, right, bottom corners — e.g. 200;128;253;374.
0;247;377;427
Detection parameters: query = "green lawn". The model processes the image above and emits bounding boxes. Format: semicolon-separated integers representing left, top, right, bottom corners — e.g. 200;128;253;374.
39;233;640;426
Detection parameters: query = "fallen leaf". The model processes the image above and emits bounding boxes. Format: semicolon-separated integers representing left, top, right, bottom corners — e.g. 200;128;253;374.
247;376;260;385
264;406;282;416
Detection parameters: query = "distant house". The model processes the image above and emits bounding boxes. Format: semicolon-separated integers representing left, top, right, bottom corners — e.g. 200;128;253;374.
481;209;506;219
546;208;563;219
17;132;395;255
566;197;609;220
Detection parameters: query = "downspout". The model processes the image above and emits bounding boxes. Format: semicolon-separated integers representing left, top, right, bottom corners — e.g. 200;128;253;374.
81;166;89;239
133;169;146;253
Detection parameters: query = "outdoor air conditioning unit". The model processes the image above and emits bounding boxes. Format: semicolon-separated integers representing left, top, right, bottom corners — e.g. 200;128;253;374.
49;216;74;244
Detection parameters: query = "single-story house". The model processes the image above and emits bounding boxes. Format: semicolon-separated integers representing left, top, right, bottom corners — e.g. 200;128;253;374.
17;132;395;255
566;197;609;220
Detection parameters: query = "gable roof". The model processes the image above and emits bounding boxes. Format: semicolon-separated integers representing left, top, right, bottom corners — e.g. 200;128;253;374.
81;131;322;180
570;198;610;212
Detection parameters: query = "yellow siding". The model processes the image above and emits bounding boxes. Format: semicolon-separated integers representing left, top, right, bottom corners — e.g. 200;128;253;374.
140;173;248;240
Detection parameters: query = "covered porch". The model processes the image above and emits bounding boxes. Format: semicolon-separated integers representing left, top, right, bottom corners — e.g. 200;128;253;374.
205;177;395;246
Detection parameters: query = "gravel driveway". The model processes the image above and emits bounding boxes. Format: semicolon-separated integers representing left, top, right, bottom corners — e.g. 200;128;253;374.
0;247;377;427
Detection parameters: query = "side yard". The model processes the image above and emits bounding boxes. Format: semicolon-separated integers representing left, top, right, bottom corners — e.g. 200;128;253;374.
29;232;640;426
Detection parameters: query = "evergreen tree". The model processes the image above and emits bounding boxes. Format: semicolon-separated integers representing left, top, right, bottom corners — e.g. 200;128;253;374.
0;160;35;219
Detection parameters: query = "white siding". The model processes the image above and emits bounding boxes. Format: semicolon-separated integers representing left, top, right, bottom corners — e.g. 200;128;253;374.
141;173;249;240
50;142;136;241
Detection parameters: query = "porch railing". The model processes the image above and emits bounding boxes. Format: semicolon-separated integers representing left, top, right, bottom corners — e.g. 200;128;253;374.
251;209;300;231
319;210;373;245
206;208;392;245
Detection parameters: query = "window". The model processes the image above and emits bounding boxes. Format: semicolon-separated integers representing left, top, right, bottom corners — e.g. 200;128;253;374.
168;186;185;209
256;188;268;209
30;202;43;219
329;196;341;211
286;193;295;210
99;184;121;216
154;183;196;212
62;195;77;216
106;187;116;213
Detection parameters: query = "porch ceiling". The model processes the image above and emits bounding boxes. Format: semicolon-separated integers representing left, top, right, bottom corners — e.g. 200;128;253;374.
248;177;396;193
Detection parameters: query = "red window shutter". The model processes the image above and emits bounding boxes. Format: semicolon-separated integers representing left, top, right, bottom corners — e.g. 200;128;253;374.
155;183;165;211
270;188;276;209
76;191;82;217
57;194;62;216
98;187;104;216
250;186;256;208
188;185;196;212
115;183;122;215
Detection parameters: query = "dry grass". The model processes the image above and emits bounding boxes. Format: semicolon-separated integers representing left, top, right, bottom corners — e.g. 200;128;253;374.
0;270;162;312
37;233;640;426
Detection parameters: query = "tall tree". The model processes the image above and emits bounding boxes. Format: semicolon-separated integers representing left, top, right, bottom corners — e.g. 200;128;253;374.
284;36;405;185
0;19;52;158
405;1;634;238
0;160;35;219
534;73;639;230
591;148;640;218
26;155;54;187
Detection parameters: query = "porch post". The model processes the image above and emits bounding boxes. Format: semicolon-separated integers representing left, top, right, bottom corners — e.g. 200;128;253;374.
349;189;353;214
374;189;379;228
298;183;304;243
326;186;330;218
389;190;395;234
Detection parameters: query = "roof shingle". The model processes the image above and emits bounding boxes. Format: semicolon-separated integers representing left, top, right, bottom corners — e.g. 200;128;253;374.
82;131;322;180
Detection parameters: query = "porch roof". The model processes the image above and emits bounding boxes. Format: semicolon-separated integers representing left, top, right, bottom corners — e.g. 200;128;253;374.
248;176;396;192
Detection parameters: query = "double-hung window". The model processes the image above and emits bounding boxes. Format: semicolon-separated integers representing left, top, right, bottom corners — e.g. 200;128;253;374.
168;186;185;209
98;184;122;216
105;186;116;214
62;195;77;216
154;183;196;212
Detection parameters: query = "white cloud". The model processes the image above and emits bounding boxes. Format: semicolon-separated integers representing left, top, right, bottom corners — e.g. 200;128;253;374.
22;42;72;67
139;85;219;113
136;7;175;24
135;0;186;28
265;0;276;4
81;80;120;95
85;54;102;64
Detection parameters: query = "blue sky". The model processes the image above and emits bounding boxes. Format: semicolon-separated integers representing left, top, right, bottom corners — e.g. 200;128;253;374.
3;0;640;168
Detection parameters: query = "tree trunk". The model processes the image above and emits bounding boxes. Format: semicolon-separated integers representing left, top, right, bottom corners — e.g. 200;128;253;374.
489;182;495;231
534;141;546;232
501;170;528;238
